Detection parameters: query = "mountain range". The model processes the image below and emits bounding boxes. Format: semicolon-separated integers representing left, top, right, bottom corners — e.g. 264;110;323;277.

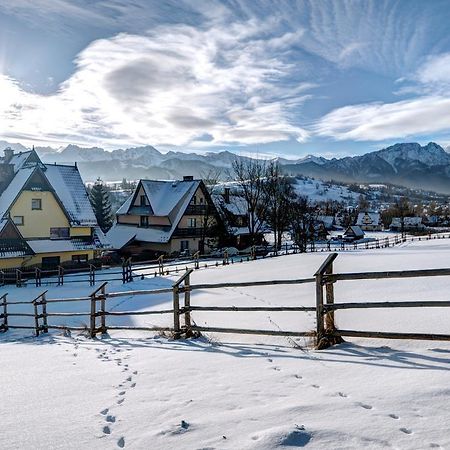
1;140;450;194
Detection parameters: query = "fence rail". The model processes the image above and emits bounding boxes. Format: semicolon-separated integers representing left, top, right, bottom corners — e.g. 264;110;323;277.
3;231;450;288
2;252;450;349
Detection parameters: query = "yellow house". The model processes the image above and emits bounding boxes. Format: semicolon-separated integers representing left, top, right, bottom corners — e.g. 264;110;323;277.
107;176;222;257
0;148;109;269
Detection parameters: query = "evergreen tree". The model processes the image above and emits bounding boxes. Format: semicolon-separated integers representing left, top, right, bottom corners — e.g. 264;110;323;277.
89;178;113;232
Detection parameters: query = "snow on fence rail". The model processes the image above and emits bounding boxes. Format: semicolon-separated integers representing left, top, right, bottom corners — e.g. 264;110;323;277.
3;231;450;288
2;252;450;349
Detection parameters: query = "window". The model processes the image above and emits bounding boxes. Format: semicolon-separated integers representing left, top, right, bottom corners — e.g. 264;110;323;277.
31;198;42;210
140;195;147;206
199;197;204;204
41;256;60;270
192;196;197;205
50;227;69;239
13;216;24;226
140;216;149;227
180;240;189;251
188;218;197;228
72;254;88;263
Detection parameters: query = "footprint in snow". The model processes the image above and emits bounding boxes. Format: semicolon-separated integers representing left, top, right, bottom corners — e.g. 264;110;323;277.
311;384;320;389
337;392;348;398
126;376;132;382
132;371;138;375
100;408;109;415
357;402;373;410
103;426;111;435
118;391;126;396
106;415;116;423
117;398;125;405
389;414;399;419
117;437;125;448
294;374;302;379
400;427;413;435
131;383;136;388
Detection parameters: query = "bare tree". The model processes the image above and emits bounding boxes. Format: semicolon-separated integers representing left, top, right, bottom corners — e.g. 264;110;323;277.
262;162;295;250
289;195;318;252
232;158;267;244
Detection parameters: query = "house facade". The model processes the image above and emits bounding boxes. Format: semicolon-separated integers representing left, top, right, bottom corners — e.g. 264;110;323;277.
356;211;382;231
107;177;221;257
390;216;425;232
0;148;108;269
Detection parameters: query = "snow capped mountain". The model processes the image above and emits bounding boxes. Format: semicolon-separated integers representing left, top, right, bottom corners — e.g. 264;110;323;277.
2;140;450;193
375;142;450;170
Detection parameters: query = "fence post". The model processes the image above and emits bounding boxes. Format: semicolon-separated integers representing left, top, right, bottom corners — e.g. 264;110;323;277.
0;294;7;332
33;298;40;337
16;269;22;288
57;266;64;286
184;271;192;337
158;255;164;275
314;253;339;349
173;284;180;339
127;258;133;282
41;292;48;333
89;264;95;286
89;282;108;338
100;283;107;334
0;270;4;286
223;249;228;266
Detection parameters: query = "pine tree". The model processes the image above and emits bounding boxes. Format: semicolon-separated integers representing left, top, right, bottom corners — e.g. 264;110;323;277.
89;178;113;232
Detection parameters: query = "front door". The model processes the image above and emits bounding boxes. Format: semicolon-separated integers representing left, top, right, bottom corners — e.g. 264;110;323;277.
41;256;61;270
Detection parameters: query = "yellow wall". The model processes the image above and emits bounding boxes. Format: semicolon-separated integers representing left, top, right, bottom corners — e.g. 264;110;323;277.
10;190;69;238
70;227;92;237
0;250;95;270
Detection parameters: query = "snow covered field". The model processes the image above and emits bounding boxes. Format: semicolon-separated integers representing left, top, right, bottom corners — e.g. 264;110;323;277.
2;239;450;449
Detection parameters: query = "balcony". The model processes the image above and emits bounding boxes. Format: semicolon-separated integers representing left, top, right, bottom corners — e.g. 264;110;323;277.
173;227;205;237
185;205;210;215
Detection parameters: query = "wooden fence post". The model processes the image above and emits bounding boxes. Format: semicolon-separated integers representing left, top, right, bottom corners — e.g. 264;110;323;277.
193;251;200;269
35;268;42;287
184;271;192;337
0;270;4;286
57;266;64;286
314;253;339;349
100;283;107;334
89;264;95;286
33;298;40;336
41;292;48;333
223;249;229;266
0;294;8;332
158;255;164;275
172;284;180;339
127;258;133;282
16;269;22;288
89;282;108;338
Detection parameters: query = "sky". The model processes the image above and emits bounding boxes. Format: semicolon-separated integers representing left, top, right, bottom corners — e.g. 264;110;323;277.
1;0;450;159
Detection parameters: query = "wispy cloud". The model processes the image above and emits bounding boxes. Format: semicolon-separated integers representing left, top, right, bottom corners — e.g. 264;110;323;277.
0;18;312;148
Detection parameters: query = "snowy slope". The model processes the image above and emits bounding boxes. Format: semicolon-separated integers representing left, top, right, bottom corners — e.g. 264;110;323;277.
2;240;450;449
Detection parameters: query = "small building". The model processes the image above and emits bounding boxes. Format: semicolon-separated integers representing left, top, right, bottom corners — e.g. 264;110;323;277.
390;217;425;232
107;177;222;257
344;225;365;241
317;215;335;231
212;186;259;249
356;211;382;231
0;147;108;270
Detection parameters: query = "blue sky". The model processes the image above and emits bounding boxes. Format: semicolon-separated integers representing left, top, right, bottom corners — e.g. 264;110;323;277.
1;0;450;158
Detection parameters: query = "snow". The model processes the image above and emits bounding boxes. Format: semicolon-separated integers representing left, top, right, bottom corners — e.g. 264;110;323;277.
2;239;450;449
294;178;359;204
44;164;98;226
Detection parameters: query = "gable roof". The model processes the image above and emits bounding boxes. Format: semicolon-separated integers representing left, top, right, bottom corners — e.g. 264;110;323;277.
344;225;365;238
0;158;97;227
0;218;34;259
44;164;97;226
109;179;206;248
356;212;380;226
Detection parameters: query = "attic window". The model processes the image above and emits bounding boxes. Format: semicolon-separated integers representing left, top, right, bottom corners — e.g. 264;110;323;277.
32;198;42;210
140;195;147;206
13;216;24;226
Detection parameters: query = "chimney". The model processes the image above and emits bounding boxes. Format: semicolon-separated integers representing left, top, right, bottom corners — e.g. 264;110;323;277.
183;175;194;181
3;147;14;163
224;187;230;204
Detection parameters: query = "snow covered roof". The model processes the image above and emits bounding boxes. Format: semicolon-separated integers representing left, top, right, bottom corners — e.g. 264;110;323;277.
27;237;106;254
44;164;98;226
212;193;248;216
356;212;380;226
110;179;204;248
117;179;201;218
391;217;423;227
0;167;35;219
344;225;365;238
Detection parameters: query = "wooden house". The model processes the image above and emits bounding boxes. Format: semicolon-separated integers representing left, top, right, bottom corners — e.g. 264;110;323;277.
0;148;108;269
107;177;222;257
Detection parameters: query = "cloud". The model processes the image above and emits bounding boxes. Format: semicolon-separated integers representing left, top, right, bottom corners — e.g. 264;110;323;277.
0;19;311;148
314;96;450;141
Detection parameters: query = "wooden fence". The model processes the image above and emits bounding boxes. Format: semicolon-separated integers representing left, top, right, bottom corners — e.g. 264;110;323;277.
2;253;450;349
3;231;450;288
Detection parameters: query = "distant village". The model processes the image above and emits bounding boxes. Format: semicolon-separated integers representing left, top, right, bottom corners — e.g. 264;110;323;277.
0;146;449;271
